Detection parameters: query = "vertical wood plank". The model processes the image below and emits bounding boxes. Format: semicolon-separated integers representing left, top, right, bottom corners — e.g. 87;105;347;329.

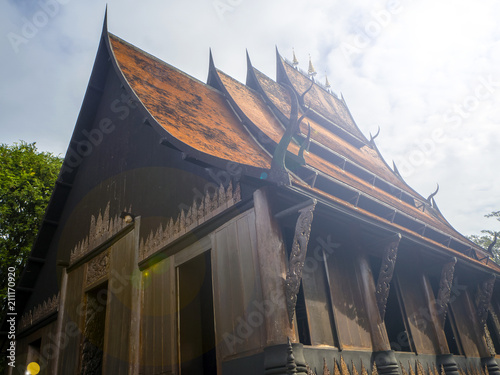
302;249;335;346
253;188;296;345
397;267;440;354
58;265;84;374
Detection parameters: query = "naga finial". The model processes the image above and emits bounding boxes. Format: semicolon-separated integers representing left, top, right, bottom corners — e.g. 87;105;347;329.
427;183;439;204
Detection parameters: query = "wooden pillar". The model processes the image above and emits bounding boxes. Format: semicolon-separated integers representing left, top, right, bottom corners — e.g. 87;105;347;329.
254;187;296;346
357;253;400;375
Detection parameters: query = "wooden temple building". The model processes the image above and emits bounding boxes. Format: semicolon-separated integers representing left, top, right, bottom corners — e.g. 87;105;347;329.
4;15;500;375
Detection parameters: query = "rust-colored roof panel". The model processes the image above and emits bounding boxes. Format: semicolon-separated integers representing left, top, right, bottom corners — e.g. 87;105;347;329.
254;68;418;196
108;34;490;269
218;70;286;146
254;69;291;118
220;65;489;263
281;59;365;140
109;35;270;169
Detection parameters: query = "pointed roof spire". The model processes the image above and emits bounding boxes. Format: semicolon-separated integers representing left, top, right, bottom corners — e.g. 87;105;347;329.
308;54;317;78
325;73;331;90
292;48;299;68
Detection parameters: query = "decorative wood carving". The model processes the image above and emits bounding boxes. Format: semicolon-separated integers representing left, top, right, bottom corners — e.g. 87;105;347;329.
140;182;241;260
70;202;132;264
269;83;312;186
352;361;359;375
436;257;457;326
416;361;425;375
400;363;408;375
476;274;496;326
322;358;331;375
372;362;379;375
484;325;496;357
340;357;349;375
334;360;341;375
19;293;60;331
361;361;369;375
375;233;401;320
86;250;110;286
408;361;416;375
306;364;316;375
284;201;316;324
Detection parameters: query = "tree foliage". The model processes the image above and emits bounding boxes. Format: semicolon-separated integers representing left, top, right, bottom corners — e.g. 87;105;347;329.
468;211;500;264
0;142;62;303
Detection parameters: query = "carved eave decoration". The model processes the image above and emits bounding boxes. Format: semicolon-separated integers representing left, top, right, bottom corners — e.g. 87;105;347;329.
140;182;241;260
375;233;401;320
70;202;132;264
85;249;110;287
476;273;496;327
436;257;457;326
284;200;317;324
19;293;60;332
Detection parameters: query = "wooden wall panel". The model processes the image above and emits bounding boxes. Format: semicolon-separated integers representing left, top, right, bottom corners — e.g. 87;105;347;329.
450;289;482;358
140;256;176;374
58;265;85;374
325;249;372;350
211;209;265;361
397;267;440;354
103;229;136;373
13;320;59;375
302;251;335;346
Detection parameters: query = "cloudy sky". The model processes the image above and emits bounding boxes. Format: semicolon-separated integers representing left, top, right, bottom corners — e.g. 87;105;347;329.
1;0;499;236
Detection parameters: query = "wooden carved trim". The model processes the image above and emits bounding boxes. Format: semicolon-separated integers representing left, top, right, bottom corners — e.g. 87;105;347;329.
436;257;457;326
70;202;132;264
85;249;110;286
140;182;241;260
339;356;349;375
484;324;497;357
375;233;401;320
476;274;496;326
284;200;316;324
19;293;60;331
352;361;359;375
361;361;369;375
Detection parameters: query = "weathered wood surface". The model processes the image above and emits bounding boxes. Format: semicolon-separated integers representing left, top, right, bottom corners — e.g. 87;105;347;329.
211;208;265;360
325;248;372;350
253;188;296;345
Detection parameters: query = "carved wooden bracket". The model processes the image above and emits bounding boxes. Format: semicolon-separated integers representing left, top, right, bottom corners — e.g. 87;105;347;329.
436;257;457;327
284;200;316;324
269;82;312;186
375;233;401;320
477;273;496;326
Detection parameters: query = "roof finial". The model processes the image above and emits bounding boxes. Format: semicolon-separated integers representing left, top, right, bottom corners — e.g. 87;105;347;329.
308;54;317;79
292;48;299;69
325;72;331;91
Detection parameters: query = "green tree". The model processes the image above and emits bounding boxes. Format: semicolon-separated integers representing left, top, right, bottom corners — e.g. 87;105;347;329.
468;211;500;264
0;141;62;304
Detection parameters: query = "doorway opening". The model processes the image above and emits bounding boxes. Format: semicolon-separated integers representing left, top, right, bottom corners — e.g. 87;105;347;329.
177;251;216;375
